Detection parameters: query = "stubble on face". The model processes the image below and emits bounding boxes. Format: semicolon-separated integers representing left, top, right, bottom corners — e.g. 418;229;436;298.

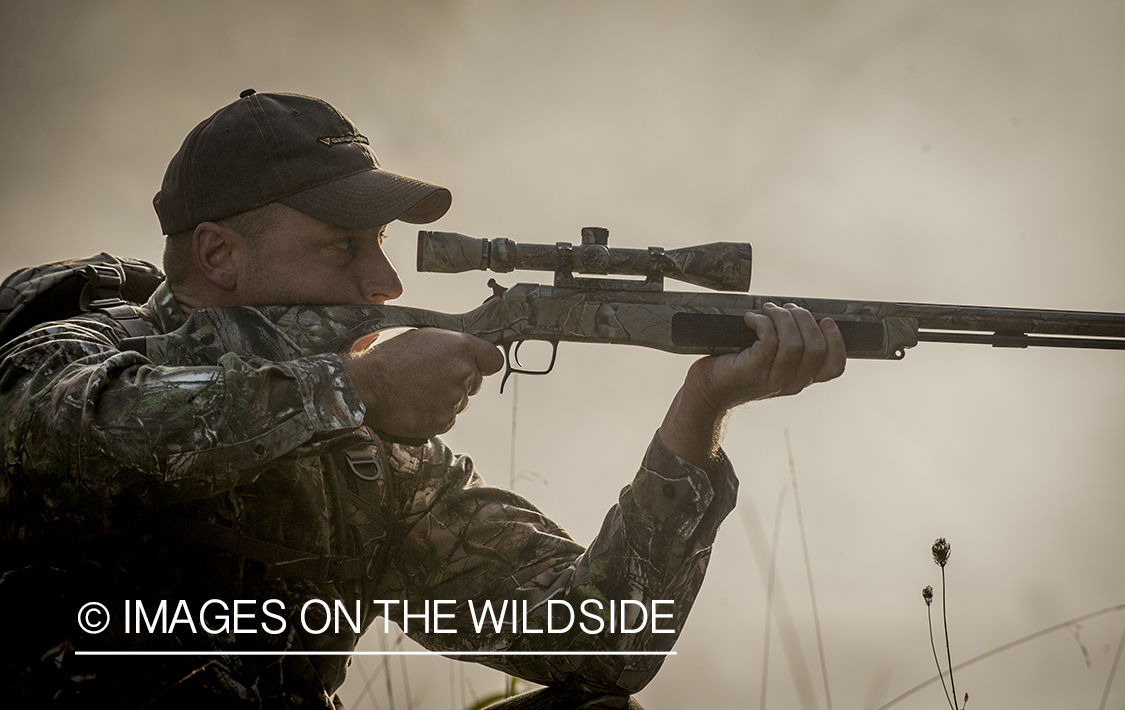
233;204;399;306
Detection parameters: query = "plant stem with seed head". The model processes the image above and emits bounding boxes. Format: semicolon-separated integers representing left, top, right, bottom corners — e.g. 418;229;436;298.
942;565;959;710
927;601;955;710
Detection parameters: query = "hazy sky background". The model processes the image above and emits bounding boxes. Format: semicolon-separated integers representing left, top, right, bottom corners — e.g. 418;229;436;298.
2;1;1123;708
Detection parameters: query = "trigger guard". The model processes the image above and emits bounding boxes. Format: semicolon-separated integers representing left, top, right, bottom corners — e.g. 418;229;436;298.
498;340;559;394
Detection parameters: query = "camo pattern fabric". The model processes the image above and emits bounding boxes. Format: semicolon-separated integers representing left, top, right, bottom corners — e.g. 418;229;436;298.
0;281;737;708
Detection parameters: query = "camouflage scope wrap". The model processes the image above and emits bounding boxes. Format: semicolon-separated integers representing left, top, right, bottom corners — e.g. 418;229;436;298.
417;228;754;293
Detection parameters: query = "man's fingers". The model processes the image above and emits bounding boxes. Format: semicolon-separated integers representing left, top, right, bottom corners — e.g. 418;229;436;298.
735;304;843;401
456;392;471;415
467;370;484;396
453;337;493;396
349;328;505;441
761;302;805;388
783;303;828;390
467;336;505;377
680;305;848;422
814;317;846;382
742;311;778;376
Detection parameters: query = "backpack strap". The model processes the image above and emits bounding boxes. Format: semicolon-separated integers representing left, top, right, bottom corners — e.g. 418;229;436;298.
81;263;151;339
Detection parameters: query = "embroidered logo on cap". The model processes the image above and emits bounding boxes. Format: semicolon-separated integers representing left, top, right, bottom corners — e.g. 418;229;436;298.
318;134;370;146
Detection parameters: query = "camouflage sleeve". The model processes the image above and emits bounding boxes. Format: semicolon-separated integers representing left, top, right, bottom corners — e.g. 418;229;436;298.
0;316;365;541
377;433;738;694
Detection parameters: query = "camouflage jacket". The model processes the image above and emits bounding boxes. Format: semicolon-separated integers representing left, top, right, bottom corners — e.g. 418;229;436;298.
0;281;738;708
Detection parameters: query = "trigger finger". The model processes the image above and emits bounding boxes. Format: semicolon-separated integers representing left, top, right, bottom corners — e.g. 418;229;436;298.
470;337;505;376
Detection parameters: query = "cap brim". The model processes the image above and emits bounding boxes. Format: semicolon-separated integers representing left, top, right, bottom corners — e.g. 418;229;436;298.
278;168;451;230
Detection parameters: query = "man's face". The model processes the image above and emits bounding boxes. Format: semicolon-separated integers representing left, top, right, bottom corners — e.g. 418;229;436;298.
235;204;405;306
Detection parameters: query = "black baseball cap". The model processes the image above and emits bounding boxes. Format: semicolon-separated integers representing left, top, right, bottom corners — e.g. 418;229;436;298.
153;89;451;235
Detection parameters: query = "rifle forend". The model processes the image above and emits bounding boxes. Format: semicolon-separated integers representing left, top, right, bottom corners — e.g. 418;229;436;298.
418;227;753;293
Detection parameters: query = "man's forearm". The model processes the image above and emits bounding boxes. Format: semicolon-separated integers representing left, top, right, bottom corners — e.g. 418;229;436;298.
657;387;727;471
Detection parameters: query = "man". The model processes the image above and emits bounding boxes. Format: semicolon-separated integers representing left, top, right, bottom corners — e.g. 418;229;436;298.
0;90;845;708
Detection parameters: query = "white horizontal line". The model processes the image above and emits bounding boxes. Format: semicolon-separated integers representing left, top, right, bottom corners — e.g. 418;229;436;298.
75;650;675;657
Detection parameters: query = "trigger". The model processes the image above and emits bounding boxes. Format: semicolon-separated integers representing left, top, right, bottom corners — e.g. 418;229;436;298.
500;342;515;394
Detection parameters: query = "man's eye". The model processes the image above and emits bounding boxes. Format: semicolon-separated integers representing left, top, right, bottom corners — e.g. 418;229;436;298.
330;239;354;252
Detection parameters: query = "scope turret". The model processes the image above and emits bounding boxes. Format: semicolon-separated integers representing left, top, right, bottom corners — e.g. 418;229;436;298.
417;228;753;292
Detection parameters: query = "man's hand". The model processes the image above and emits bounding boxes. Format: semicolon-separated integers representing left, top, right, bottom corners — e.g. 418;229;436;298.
659;303;846;468
342;329;504;441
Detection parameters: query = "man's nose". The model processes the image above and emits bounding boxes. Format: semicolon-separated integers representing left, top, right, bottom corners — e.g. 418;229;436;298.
358;250;404;304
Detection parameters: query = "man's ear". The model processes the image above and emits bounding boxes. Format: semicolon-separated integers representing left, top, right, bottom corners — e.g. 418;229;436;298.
192;221;241;291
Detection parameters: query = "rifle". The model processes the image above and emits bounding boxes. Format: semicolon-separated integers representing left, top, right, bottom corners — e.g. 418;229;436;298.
122;227;1125;392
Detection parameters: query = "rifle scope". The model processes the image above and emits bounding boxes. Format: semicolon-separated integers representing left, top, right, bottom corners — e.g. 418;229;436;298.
417;227;753;292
